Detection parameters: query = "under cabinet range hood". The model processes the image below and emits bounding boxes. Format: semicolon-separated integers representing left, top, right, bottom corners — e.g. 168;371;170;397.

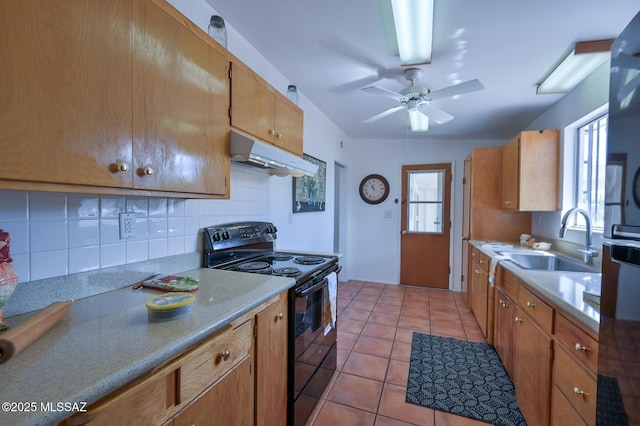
229;131;318;177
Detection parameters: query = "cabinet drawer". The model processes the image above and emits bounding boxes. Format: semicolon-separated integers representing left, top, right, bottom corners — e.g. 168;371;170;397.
553;344;597;425
180;319;253;404
475;250;490;273
499;269;520;301
551;385;587;426
555;313;598;374
518;286;553;333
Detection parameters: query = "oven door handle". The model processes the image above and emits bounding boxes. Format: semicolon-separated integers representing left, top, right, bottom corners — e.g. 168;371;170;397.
296;277;328;298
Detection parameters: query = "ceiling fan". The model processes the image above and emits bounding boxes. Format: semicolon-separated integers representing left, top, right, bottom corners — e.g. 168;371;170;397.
361;68;485;131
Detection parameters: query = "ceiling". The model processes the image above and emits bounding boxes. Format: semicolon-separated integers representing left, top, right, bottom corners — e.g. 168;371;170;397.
205;0;639;141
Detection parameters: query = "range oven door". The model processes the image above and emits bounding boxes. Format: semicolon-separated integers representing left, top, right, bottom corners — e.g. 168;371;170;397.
289;266;339;426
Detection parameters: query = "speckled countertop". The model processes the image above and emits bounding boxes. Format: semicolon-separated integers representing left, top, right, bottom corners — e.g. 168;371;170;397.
471;241;601;333
0;268;294;426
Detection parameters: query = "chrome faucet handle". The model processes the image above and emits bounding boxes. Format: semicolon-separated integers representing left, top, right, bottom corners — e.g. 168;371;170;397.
577;248;599;257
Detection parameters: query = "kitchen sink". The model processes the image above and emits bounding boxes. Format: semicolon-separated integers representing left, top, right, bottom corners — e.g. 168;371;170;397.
497;251;599;273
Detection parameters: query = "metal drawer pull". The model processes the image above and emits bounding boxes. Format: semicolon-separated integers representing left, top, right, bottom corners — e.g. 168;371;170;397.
220;350;230;361
526;301;536;308
143;166;155;176
575;343;591;352
276;312;284;320
573;387;588;397
116;162;129;173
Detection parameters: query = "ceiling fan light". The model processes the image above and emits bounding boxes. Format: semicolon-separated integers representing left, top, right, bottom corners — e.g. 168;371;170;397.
391;0;433;65
537;40;613;94
409;110;429;132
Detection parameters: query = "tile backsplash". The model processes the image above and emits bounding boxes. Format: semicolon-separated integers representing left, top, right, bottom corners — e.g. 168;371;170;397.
0;165;270;284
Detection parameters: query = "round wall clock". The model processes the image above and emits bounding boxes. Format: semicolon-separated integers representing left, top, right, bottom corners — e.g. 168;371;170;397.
359;174;390;204
633;166;640;209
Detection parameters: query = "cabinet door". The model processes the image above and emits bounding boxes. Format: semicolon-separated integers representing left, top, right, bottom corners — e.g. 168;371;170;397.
230;62;275;142
514;308;553;426
501;137;519;210
173;357;254;426
255;295;288;426
0;0;133;188
470;257;488;336
132;0;229;195
493;286;515;378
274;96;303;156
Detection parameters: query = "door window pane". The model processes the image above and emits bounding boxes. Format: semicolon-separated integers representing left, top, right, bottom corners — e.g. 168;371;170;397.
407;170;445;234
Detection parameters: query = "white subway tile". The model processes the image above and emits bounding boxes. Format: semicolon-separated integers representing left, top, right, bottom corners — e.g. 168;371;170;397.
127;197;148;215
148;238;168;259
168;199;185;217
30;220;68;252
0;222;28;254
67;194;99;219
68;220;100;248
167;236;186;255
69;246;100;274
30;250;68;280
8;253;29;283
29;192;67;220
100;243;126;268
100;219;120;245
185;199;201;217
148;217;168;238
168;217;185;236
126;240;148;263
149;198;167;217
0;190;29;221
100;196;126;219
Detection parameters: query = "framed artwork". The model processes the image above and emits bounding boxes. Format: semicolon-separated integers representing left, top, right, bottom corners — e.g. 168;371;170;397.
293;154;326;213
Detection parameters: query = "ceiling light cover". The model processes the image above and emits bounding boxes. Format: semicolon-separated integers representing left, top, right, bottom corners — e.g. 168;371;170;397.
537;40;613;94
391;0;434;65
409;110;430;132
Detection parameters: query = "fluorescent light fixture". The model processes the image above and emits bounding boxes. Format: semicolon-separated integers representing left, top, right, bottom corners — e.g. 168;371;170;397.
537;40;613;94
391;0;434;65
409;110;430;132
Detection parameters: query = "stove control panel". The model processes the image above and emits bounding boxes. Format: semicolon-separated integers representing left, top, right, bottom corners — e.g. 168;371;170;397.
203;221;278;253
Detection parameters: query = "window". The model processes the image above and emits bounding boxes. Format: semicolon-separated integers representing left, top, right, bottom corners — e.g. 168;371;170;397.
574;114;607;230
406;169;445;234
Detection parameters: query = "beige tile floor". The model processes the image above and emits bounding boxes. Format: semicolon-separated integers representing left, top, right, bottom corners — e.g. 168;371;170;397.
305;280;493;426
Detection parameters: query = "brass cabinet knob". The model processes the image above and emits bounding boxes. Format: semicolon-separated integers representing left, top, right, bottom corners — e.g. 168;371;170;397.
575;343;591;352
220;350;230;361
142;166;154;176
573;387;588;397
116;163;129;173
526;301;536;308
276;312;284;320
504;200;512;205
269;129;276;136
514;317;523;323
276;133;282;139
401;230;407;235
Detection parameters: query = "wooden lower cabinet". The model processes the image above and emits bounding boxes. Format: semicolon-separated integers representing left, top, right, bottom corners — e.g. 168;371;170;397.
62;293;288;426
469;248;490;339
514;306;553;426
493;267;599;426
255;295;288;426
493;286;516;378
173;357;254;426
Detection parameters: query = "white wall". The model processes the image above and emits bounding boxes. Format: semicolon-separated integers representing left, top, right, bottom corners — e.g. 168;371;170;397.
347;137;504;289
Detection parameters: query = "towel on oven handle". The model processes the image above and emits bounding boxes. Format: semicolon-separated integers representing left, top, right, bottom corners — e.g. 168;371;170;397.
323;272;337;336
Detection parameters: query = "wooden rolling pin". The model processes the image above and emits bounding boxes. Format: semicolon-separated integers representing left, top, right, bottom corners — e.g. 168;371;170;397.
0;300;73;364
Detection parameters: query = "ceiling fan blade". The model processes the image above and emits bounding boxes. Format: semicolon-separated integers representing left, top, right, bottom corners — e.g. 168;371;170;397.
426;79;485;101
419;104;454;125
361;85;404;101
331;75;382;94
363;105;405;123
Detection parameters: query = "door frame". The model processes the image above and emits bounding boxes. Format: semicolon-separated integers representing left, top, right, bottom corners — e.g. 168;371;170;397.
398;161;455;290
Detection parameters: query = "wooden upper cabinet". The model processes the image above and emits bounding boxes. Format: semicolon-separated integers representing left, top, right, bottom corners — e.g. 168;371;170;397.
230;61;304;156
132;0;229;195
501;129;560;211
274;95;304;156
0;0;133;189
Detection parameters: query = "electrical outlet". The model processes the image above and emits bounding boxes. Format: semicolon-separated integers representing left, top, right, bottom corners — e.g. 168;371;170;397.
119;213;137;239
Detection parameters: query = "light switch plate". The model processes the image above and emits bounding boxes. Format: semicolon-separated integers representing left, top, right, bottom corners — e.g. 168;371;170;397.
119;213;137;239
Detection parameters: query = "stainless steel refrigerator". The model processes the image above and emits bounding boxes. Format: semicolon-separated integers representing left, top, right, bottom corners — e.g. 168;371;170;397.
599;10;640;425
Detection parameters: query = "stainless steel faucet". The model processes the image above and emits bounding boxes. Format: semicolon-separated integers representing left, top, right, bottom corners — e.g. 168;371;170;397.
558;207;599;265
